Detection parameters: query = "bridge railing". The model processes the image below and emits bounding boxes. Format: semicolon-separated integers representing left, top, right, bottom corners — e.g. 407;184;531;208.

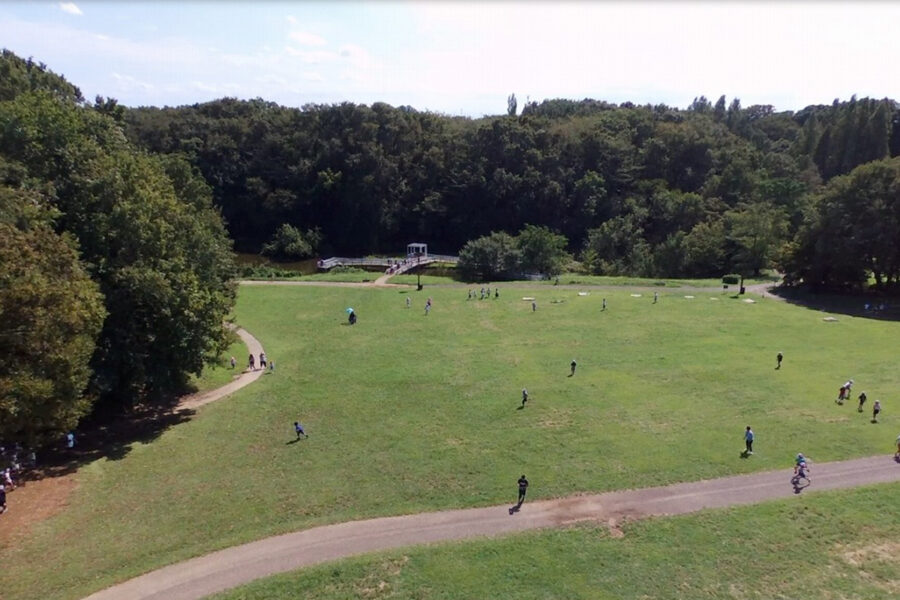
318;254;459;271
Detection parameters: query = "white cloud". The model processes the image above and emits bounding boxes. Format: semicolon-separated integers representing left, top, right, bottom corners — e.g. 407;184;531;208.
338;44;375;69
283;46;336;64
59;2;83;16
111;72;154;92
286;15;298;26
288;30;327;47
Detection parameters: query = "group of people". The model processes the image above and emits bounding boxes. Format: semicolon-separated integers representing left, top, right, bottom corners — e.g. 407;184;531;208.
468;287;499;300
244;352;274;372
835;378;882;421
0;443;39;516
384;256;420;275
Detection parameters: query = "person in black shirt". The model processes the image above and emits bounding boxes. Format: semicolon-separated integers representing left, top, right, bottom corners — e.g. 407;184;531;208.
517;475;529;507
570;359;577;376
776;352;783;369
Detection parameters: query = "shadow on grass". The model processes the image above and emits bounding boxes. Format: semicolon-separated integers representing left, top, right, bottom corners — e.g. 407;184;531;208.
21;401;195;483
770;286;900;322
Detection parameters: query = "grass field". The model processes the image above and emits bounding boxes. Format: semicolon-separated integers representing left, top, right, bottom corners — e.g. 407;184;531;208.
184;338;248;394
2;284;898;600
213;482;900;600
387;271;778;287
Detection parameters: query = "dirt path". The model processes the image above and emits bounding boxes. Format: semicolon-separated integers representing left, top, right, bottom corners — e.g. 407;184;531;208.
179;326;266;411
83;454;900;600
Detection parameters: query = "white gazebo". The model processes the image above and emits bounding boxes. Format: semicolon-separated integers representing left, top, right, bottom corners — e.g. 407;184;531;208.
407;242;428;258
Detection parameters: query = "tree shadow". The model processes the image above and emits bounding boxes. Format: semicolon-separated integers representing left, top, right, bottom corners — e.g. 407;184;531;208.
770;286;900;322
18;400;195;483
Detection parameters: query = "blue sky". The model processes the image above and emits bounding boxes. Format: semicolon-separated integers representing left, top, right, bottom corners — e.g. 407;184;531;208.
2;2;900;116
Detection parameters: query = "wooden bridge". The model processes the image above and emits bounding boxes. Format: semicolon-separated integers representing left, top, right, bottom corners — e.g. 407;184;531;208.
317;254;457;274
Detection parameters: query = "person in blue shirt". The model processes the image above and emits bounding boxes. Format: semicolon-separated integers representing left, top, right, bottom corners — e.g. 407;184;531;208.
744;426;754;454
794;453;810;479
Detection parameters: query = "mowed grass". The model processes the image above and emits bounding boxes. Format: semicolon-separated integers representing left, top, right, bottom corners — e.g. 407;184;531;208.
2;285;899;600
213;482;900;600
185;338;248;394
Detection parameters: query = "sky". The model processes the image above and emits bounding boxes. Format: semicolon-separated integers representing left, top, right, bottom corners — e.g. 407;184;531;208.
2;1;900;117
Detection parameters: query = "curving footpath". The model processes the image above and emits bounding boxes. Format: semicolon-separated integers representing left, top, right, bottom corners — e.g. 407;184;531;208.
179;327;265;411
83;454;900;600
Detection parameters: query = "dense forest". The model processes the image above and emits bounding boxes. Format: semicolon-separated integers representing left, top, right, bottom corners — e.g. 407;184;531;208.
2;48;900;442
0;51;236;443
122;89;900;285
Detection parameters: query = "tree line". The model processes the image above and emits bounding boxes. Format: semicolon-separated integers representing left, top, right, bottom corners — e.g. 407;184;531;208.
122;91;900;287
0;51;236;444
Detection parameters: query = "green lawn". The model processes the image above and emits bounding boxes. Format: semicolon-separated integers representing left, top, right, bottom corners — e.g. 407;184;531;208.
2;284;898;600
296;269;384;283
184;338;248;394
542;272;779;288
387;271;778;288
214;482;900;600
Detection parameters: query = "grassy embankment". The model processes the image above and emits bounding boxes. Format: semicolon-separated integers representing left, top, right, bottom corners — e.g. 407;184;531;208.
2;283;897;600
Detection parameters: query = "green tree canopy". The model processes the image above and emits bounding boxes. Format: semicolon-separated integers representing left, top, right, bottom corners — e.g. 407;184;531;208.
457;232;520;281
516;224;570;277
0;186;105;443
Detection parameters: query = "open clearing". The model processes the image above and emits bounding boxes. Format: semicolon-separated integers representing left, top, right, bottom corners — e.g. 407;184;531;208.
1;284;897;600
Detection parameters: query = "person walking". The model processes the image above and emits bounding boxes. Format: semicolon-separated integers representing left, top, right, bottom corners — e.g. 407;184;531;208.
895;433;900;459
495;288;499;299
294;422;308;439
532;301;537;312
230;356;236;369
0;484;6;515
857;391;867;412
248;354;256;371
521;388;528;408
776;352;783;369
872;400;882;422
259;353;267;369
516;475;529;507
406;296;411;308
570;359;577;376
744;426;754;455
602;298;607;311
66;432;75;449
653;291;658;304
